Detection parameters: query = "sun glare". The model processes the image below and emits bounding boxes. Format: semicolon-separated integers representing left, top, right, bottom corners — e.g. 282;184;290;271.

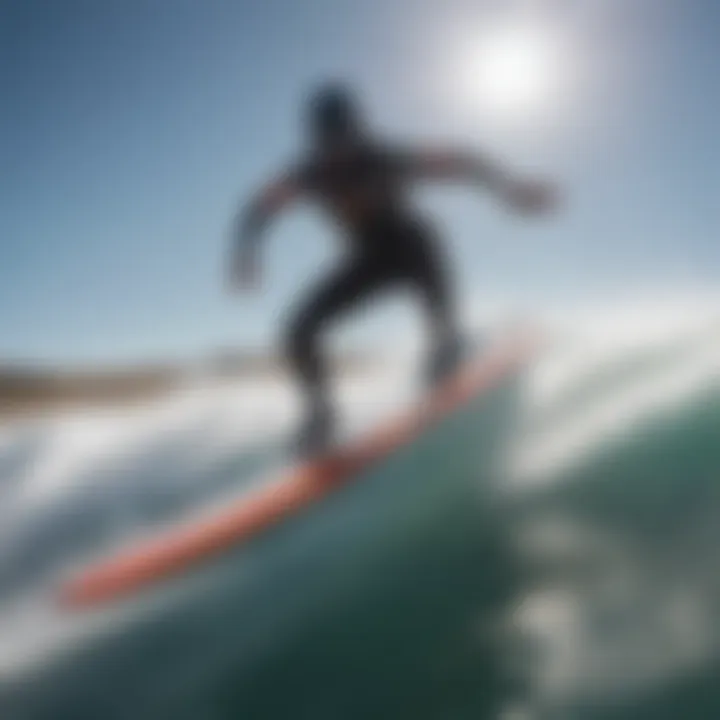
469;23;562;117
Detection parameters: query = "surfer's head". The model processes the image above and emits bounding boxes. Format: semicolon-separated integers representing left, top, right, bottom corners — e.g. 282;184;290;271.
306;82;364;150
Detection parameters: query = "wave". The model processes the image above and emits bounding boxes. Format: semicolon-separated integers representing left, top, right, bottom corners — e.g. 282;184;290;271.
0;290;718;716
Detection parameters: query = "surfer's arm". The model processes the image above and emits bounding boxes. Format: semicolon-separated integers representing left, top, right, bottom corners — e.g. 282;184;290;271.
229;173;304;291
404;149;510;194
402;148;557;215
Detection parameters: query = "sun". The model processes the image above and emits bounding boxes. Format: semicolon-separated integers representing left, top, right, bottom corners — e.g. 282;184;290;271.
468;23;562;117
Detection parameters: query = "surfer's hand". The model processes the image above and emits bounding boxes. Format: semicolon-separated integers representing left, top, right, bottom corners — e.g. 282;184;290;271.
506;179;558;216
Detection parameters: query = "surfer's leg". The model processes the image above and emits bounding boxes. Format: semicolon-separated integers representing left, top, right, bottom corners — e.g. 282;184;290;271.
284;257;389;452
403;225;463;384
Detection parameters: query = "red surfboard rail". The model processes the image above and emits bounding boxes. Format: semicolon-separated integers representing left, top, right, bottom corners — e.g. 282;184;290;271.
59;332;538;610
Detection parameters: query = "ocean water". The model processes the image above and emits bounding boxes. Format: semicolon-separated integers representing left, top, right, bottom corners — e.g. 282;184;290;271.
0;293;719;719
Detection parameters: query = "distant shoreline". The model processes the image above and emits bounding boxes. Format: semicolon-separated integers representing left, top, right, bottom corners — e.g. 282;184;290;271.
0;350;376;423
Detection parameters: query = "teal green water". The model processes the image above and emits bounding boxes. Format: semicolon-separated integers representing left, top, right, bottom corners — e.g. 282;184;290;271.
2;349;720;720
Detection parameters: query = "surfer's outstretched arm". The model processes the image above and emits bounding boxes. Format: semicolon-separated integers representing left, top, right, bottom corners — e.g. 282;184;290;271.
228;173;303;291
404;148;557;215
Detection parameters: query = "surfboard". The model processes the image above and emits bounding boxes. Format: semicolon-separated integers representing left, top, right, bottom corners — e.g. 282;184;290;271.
59;329;539;610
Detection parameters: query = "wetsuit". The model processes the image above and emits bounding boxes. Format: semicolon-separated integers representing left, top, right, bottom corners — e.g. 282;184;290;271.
284;141;458;422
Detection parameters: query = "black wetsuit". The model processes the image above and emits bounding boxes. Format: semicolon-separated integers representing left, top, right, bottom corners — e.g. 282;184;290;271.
285;141;457;417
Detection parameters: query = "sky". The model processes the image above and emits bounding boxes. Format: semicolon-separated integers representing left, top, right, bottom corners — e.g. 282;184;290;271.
0;0;718;365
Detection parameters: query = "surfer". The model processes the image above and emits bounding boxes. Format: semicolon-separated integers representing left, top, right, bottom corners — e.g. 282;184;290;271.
228;83;556;454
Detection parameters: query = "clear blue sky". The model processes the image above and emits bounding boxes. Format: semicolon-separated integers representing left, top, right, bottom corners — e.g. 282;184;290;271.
1;0;717;365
